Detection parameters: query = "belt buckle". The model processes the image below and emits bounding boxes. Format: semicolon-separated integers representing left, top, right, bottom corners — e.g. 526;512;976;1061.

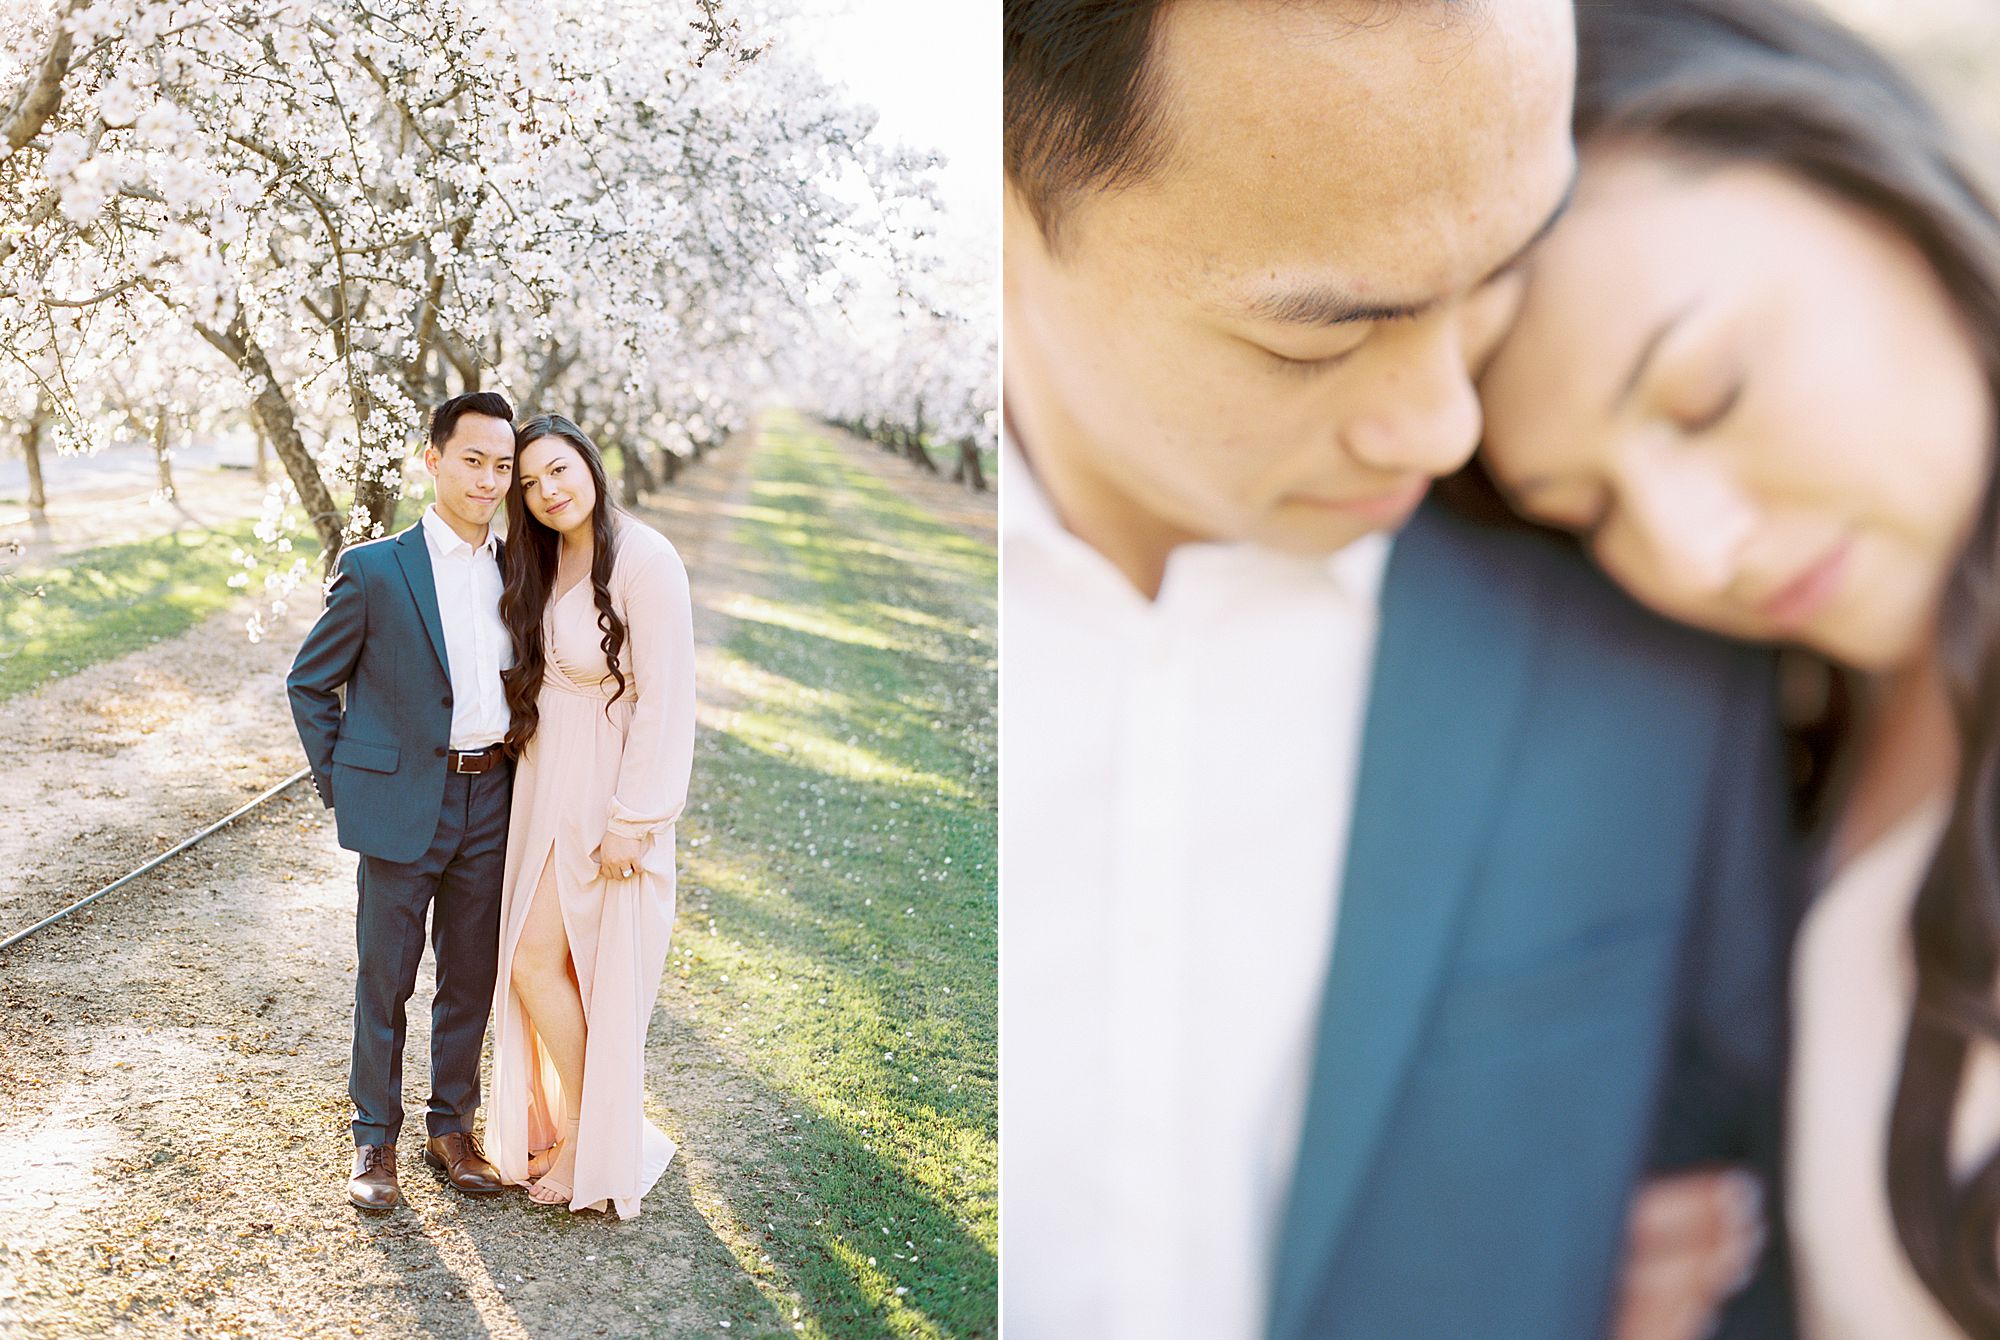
452;750;477;775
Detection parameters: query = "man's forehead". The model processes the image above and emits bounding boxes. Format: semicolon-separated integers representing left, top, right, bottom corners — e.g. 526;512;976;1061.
1102;0;1573;302
446;416;517;450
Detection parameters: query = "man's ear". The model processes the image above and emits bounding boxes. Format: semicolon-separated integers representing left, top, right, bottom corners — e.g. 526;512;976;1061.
422;443;441;476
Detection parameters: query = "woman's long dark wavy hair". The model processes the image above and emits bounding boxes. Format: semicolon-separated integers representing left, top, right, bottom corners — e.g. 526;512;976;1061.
499;414;629;757
1572;0;2000;1328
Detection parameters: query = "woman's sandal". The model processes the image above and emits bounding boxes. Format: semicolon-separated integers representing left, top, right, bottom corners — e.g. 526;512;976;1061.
526;1118;580;1200
527;1173;573;1206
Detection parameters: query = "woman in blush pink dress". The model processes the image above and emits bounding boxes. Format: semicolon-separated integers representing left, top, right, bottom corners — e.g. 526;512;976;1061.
487;413;695;1217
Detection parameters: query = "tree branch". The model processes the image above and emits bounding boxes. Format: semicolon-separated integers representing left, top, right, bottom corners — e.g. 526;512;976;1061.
1;1;79;157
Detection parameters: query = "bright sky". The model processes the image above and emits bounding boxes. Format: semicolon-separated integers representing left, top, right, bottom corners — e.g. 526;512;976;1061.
775;0;999;281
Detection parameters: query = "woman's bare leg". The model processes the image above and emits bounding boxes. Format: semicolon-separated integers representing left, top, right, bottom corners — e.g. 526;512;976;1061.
510;852;585;1195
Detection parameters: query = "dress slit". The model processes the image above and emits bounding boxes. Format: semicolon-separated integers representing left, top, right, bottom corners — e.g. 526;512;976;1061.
519;834;571;1154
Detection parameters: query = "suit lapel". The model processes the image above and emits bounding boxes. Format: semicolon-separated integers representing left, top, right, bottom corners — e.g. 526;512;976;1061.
1267;506;1551;1340
391;524;451;678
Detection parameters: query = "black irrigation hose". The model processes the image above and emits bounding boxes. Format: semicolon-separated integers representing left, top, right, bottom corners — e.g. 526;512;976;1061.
0;767;311;954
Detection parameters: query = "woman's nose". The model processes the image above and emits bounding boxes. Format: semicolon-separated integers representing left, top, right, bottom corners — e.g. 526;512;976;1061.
1618;451;1758;599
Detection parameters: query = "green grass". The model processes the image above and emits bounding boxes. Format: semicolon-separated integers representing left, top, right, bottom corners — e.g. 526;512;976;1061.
0;519;320;703
674;410;996;1338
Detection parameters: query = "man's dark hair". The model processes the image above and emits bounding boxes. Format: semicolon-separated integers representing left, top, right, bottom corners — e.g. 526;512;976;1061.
1007;0;1465;244
429;390;514;448
1005;0;1174;243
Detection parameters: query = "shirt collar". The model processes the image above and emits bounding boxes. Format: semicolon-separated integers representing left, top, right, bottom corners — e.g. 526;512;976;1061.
421;503;496;560
1002;429;1393;608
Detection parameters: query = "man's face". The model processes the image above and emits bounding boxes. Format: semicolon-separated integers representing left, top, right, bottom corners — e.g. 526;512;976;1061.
424;412;515;534
1006;0;1577;557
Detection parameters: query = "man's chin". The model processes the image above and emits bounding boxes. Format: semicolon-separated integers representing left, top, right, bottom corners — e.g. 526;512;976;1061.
1261;512;1406;558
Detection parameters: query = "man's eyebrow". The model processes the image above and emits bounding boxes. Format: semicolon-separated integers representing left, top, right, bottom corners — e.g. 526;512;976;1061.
1481;168;1579;288
1240;286;1427;328
1234;168;1581;331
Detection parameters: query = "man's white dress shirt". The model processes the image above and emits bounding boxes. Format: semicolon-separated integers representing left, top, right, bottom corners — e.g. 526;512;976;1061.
1001;440;1390;1339
420;505;512;751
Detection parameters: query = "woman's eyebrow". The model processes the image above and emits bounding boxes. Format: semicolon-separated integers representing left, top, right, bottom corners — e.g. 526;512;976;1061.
1614;301;1699;415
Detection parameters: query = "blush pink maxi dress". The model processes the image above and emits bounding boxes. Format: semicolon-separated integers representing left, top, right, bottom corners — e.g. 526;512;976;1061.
488;517;696;1218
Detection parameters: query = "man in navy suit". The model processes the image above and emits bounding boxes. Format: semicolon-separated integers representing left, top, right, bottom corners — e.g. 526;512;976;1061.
1001;1;1786;1337
289;391;519;1210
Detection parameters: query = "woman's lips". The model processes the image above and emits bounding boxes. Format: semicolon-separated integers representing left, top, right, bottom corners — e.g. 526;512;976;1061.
546;499;571;516
1761;536;1854;630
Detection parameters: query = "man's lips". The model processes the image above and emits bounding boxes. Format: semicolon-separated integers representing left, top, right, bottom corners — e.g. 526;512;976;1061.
1290;478;1430;523
1759;536;1854;629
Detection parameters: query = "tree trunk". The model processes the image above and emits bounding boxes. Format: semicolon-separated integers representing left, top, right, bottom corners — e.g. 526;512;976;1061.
252;417;269;484
0;0;77;158
658;446;680;486
952;439;986;492
903;400;938;474
151;412;174;499
523;343;575;411
351;442;400;539
438;331;481;393
618;437;655;504
198;309;345;566
20;401;48;515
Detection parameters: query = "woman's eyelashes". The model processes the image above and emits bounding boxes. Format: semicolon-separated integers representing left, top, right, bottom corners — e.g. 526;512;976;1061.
1680;371;1746;435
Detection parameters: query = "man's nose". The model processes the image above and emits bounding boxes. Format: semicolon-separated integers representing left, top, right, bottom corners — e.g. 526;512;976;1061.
1338;327;1482;479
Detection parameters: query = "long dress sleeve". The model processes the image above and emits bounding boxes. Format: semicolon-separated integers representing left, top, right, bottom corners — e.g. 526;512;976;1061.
603;534;696;841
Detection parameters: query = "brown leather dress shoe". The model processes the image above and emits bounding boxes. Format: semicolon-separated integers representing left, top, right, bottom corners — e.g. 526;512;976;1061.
424;1131;504;1197
349;1143;400;1211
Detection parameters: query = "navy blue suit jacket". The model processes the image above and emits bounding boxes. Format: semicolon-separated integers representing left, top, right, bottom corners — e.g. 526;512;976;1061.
1269;502;1793;1340
287;524;492;864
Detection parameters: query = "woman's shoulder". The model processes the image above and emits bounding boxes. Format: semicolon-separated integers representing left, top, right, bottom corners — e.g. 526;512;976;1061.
611;514;686;580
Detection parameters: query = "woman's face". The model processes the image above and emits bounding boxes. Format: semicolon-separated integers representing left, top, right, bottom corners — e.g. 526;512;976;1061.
516;436;598;538
1479;143;1993;672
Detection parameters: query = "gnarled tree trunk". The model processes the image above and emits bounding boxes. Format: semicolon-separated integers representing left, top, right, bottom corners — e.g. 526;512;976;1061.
151;412;174;499
20;400;48;516
902;398;938;474
951;439;986;492
198;307;345;567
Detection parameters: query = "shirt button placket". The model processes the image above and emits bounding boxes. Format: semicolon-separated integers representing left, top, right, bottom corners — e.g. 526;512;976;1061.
1106;611;1190;1338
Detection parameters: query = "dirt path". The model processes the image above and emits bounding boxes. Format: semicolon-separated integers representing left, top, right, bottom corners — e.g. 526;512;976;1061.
2;466;276;565
0;431;858;1338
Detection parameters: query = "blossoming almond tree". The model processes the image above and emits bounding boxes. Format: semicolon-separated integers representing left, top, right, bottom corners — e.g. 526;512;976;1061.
0;0;974;613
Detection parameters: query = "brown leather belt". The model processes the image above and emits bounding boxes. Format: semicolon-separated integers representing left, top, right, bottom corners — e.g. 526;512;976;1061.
449;745;506;775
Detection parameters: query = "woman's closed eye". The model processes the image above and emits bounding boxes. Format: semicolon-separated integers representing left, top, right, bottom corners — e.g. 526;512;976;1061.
1679;371;1745;436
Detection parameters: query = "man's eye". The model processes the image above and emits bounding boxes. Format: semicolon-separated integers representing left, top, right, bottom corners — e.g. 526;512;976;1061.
1266;347;1355;376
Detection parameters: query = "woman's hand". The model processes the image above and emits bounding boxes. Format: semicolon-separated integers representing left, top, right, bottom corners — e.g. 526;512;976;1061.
1613;1167;1765;1340
598;831;650;882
